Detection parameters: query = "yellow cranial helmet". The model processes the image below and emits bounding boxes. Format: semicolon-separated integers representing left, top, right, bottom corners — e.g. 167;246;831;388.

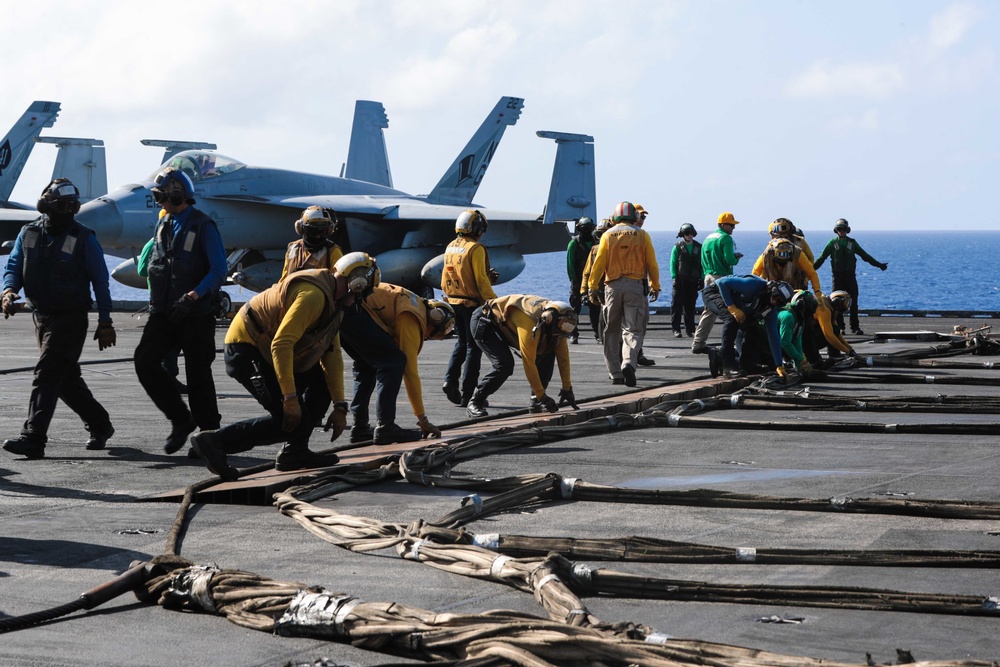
830;290;852;311
425;299;456;340
334;251;380;295
770;238;795;261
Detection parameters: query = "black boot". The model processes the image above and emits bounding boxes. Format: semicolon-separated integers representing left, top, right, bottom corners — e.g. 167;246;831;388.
466;390;489;418
190;431;238;481
275;445;340;471
373;422;422;446
3;436;45;459
164;414;196;455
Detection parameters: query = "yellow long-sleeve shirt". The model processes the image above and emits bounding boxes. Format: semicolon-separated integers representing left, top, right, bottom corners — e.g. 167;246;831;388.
389;312;427;417
587;224;660;292
814;299;853;354
226;282;344;402
505;308;572;399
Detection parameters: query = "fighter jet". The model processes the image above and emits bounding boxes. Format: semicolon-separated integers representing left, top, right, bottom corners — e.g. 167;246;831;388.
55;97;595;295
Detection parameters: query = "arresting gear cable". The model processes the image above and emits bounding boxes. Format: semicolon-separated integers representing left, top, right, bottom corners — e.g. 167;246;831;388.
5;336;1000;666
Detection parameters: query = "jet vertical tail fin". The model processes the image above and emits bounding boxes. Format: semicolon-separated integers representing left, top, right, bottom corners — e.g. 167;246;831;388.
426;96;524;205
344;100;392;187
536;131;596;225
36;137;107;202
0;101;61;206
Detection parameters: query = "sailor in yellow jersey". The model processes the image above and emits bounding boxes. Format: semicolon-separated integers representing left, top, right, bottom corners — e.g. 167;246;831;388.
588;201;660;387
752;238;822;293
189;257;376;480
768;218;814;264
352;283;456;443
441;209;498;408
278;206;344;281
466;296;578;417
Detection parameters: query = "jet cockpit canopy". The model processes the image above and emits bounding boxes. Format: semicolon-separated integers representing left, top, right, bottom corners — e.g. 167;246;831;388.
151;150;245;183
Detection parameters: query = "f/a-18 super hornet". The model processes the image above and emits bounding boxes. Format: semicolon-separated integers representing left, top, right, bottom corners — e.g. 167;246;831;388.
74;96;596;295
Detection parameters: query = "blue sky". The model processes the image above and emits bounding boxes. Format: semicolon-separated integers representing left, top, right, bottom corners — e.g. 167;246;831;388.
3;0;996;232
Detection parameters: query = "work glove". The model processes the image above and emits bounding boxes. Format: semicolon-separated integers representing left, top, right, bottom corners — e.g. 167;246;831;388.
648;289;660;303
878;262;888;271
775;365;788;379
536;394;558;413
588;289;603;306
558;387;578;410
94;321;117;351
417;414;441;439
847;348;859;358
324;402;349;441
569;283;582;310
282;395;303;432
734;251;744;260
487;268;500;284
726;304;746;324
168;293;197;323
799;359;813;375
1;289;19;319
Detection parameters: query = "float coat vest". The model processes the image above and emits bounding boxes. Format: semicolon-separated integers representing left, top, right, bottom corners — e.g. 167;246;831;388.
19;220;93;313
363;283;428;344
147;207;220;316
674;240;702;279
483;294;560;356
238;269;342;372
762;245;806;290
285;238;343;274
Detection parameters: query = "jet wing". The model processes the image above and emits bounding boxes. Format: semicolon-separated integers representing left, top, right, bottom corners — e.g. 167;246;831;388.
0;209;42;246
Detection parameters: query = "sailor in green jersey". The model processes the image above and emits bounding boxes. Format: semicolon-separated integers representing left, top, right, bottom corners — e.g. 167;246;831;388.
691;211;743;353
813;219;887;335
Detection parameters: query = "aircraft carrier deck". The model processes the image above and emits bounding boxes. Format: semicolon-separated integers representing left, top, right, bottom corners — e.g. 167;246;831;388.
1;309;998;666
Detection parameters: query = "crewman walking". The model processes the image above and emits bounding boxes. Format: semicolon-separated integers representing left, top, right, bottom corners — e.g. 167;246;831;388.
2;179;117;459
587;201;660;387
441;209;498;407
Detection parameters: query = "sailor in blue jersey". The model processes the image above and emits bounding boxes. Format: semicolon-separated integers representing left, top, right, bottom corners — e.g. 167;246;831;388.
2;179;117;459
134;167;228;456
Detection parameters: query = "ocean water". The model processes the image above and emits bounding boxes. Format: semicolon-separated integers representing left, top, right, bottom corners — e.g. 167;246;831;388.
105;231;1000;312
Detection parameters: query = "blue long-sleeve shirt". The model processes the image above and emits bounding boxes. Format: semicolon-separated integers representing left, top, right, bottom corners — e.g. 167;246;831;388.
715;275;783;368
165;206;228;298
3;225;114;323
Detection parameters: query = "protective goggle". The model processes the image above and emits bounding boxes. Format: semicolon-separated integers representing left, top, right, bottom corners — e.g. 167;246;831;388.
151;188;183;204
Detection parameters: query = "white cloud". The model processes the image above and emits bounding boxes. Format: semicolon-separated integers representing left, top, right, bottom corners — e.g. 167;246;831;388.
926;2;982;57
786;60;904;99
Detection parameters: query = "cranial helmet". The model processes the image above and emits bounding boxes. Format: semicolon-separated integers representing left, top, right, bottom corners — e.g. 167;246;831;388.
769;218;793;237
425;299;456;340
612;201;637;223
540;300;579;336
834;218;851;233
767;280;794;308
790;289;817;317
677;223;697;238
334;251;380;296
455;209;488;236
575;216;596;233
770;238;795;262
36;178;81;216
151;167;196;206
829;290;852;311
295;206;336;247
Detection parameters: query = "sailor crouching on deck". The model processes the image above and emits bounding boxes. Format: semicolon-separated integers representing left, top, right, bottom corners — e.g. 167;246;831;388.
351;283;456;444
2;179;117;459
466;295;578;417
189;261;366;480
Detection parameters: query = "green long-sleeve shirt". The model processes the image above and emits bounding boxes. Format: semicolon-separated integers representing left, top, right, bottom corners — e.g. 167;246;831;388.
700;228;740;277
813;235;882;273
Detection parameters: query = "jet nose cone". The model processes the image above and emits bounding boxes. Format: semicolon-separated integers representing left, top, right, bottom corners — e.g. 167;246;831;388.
77;197;124;246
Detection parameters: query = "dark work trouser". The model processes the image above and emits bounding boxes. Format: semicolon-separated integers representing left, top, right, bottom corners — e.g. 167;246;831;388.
339;308;406;427
22;311;112;444
671;276;700;334
832;271;861;331
444;303;483;402
470;308;515;399
134;311;220;430
215;343;330;452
